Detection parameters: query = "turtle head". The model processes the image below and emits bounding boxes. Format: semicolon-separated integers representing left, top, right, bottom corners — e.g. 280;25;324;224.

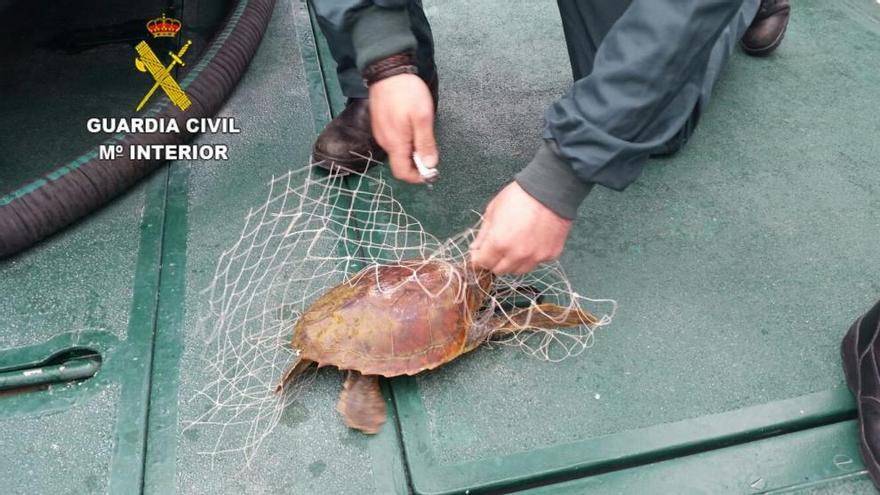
461;260;494;316
463;260;494;295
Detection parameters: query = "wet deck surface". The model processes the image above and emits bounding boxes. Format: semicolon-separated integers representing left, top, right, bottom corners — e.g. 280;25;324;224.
2;0;880;493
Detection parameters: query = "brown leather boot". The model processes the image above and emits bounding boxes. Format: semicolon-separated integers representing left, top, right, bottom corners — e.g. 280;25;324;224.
741;0;791;56
313;71;439;176
841;299;880;490
312;98;382;175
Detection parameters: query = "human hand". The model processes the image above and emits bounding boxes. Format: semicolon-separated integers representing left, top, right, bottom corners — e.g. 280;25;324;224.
470;182;573;275
368;73;437;183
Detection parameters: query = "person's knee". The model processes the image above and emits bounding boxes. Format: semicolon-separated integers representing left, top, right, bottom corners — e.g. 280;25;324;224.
651;106;701;158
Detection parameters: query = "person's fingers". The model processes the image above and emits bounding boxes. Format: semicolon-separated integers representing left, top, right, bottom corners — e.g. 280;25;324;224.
412;110;438;171
470;196;499;251
493;246;535;275
544;247;563;263
511;259;538;276
386;148;422;183
471;236;502;270
473;232;539;275
469;232;484;251
475;196;500;239
490;256;519;276
469;246;489;269
470;218;490;251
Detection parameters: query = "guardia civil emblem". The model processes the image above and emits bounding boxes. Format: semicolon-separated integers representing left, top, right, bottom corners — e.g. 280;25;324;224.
134;14;192;111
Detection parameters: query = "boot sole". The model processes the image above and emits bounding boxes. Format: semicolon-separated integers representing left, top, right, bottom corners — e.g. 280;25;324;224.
311;149;387;176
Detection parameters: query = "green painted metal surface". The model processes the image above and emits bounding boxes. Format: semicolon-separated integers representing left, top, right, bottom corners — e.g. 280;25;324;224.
141;2;408;494
0;164;167;494
521;421;869;494
0;3;236;493
310;0;880;493
0;16;172;478
782;475;879;495
0;0;227;185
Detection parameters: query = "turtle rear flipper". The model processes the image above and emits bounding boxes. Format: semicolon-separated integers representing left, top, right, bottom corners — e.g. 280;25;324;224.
336;371;386;434
492;303;599;332
466;303;600;351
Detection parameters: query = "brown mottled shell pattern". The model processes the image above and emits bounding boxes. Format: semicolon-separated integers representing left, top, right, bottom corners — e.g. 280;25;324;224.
293;260;479;376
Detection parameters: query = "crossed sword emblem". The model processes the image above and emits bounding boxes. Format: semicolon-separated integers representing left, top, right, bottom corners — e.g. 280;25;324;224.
134;40;192;111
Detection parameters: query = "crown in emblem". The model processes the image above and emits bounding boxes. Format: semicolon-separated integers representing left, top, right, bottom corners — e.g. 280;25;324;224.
146;14;181;38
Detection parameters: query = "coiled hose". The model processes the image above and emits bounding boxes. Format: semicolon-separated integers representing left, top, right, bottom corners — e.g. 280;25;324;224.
0;0;277;258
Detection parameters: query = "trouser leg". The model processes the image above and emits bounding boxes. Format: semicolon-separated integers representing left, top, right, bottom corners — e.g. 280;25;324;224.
555;0;761;156
659;0;759;155
310;0;435;99
699;0;760;107
407;1;436;84
310;1;364;98
555;0;632;81
648;0;760;155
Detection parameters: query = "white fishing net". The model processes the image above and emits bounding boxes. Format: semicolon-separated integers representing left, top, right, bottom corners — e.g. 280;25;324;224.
185;161;616;465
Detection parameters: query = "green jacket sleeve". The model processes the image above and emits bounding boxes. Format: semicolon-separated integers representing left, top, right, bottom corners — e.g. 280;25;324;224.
351;4;417;72
521;0;748;219
515;140;593;220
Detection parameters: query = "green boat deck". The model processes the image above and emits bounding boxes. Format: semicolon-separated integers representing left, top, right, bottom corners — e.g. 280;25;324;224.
3;0;880;493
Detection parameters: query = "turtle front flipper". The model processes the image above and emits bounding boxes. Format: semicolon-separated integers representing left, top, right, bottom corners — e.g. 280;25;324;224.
274;356;314;394
336;371;386;434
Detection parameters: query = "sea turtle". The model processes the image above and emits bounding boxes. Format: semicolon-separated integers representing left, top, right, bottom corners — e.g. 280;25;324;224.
275;259;598;433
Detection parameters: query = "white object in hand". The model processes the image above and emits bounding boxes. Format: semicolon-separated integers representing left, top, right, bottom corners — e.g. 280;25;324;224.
413;153;439;184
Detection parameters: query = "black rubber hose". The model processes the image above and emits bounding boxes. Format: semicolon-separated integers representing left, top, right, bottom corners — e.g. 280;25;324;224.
0;0;277;258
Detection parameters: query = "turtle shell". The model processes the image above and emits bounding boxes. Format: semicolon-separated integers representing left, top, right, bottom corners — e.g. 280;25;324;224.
293;260;482;376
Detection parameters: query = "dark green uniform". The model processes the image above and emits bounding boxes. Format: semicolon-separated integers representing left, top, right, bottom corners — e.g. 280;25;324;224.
311;0;761;218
